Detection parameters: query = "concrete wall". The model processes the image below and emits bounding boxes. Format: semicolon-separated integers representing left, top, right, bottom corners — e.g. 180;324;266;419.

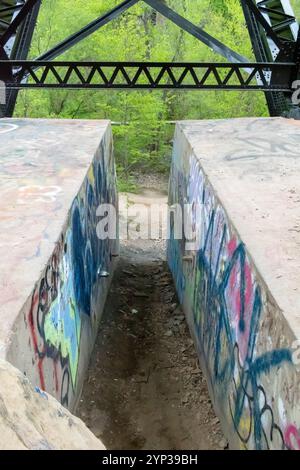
168;119;300;450
0;119;118;412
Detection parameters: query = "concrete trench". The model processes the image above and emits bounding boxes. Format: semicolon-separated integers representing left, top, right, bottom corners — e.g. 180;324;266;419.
76;189;225;450
1;117;300;450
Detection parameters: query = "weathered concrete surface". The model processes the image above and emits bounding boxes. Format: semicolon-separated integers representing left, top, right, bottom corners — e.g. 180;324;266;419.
168;118;300;450
0;359;105;450
0;119;118;411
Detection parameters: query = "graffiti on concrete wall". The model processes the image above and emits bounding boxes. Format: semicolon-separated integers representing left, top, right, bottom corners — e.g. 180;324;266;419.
25;140;117;407
167;164;186;304
168;147;300;450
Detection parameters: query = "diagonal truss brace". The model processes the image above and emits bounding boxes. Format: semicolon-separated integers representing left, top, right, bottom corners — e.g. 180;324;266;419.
28;0;250;69
144;0;250;64
241;0;285;48
34;0;140;62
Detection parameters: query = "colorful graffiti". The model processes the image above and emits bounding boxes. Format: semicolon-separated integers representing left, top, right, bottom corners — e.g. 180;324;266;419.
25;138;117;408
168;143;300;450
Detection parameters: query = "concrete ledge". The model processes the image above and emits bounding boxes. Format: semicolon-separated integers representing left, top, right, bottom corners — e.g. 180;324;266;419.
0;359;105;450
168;118;300;450
0;119;118;411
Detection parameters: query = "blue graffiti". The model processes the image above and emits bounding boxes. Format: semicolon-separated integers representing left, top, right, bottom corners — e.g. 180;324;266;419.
28;137;118;407
71;148;115;316
167;226;186;304
72;204;89;313
192;209;292;449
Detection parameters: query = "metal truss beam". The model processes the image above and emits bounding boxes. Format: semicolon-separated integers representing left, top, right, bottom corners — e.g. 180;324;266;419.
0;0;298;118
0;1;21;38
256;0;298;41
241;0;284;48
34;0;249;66
0;1;41;116
241;0;299;116
3;60;295;91
144;0;250;64
0;0;39;47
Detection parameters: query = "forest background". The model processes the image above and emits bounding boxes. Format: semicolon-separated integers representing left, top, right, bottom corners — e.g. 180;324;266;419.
15;0;300;189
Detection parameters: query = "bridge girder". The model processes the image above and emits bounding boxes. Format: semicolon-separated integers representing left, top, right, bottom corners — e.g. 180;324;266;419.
0;0;299;117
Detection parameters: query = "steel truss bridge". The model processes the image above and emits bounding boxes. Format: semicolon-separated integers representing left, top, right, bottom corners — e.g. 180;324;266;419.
0;0;299;118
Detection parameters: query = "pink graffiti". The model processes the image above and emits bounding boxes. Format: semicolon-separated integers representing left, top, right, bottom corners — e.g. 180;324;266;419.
285;425;300;450
225;236;255;363
227;238;237;256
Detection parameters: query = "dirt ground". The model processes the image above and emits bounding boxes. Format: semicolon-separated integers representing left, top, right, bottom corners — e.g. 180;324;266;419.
76;182;227;451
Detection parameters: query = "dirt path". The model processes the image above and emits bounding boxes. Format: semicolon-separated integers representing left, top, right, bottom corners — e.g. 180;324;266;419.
76;187;226;451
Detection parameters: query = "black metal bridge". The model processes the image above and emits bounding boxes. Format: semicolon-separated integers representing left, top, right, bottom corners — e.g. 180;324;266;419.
0;0;299;117
0;0;41;116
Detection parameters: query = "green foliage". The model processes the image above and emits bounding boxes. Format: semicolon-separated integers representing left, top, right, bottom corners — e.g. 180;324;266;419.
15;0;269;178
291;0;300;21
117;174;138;193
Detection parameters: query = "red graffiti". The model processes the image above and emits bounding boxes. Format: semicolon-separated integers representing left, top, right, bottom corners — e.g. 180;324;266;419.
53;360;59;394
28;290;46;390
26;238;71;405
